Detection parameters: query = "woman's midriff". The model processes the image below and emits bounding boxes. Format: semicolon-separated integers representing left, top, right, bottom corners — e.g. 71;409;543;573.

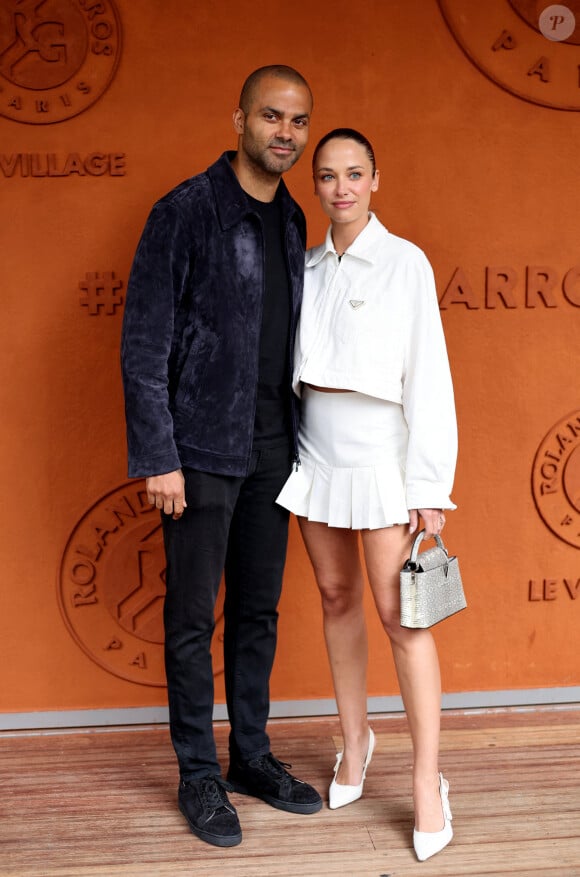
306;384;354;393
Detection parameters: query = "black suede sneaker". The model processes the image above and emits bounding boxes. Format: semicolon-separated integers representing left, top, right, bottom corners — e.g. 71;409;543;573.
227;753;322;814
178;775;242;847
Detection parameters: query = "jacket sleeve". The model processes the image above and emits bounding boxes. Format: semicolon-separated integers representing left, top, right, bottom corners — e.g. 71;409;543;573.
402;253;458;510
121;199;189;478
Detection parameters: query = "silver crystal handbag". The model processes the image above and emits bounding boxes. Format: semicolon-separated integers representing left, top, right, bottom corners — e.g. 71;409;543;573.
400;530;466;628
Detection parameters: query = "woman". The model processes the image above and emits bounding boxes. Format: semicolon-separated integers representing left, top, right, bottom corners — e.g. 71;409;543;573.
277;129;457;862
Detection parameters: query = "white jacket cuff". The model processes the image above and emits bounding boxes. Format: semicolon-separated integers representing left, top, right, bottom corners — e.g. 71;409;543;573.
406;480;457;511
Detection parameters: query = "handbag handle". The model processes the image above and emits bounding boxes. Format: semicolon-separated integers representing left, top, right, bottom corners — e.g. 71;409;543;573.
409;529;448;564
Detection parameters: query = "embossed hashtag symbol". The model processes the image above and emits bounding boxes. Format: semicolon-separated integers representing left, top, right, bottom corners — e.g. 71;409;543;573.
79;271;124;315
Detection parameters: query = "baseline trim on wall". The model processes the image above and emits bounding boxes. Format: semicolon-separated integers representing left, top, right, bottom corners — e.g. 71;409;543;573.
3;689;580;732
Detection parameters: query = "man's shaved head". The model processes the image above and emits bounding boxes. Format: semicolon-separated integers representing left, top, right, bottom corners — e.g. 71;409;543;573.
238;65;312;114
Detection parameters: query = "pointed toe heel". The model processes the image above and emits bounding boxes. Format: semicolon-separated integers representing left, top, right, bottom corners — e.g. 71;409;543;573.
328;728;375;810
413;773;453;862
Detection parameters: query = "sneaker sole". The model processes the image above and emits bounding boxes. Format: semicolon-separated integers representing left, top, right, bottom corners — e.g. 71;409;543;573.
178;801;242;847
228;780;323;815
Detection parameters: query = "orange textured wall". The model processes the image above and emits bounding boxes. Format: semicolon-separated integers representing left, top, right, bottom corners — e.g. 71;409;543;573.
1;0;579;718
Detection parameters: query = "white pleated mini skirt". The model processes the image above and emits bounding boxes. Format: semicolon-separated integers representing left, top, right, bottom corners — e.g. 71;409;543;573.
276;387;410;530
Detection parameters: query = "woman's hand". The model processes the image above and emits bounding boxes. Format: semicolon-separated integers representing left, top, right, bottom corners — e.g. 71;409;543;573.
409;508;445;538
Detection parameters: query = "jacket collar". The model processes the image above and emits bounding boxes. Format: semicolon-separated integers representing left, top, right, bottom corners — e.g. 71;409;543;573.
207;151;300;230
306;212;387;267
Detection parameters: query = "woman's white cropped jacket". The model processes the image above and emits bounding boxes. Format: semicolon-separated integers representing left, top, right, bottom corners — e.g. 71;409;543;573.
294;213;457;510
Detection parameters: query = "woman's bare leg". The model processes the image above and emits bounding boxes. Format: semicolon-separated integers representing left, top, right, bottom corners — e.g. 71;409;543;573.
361;524;444;832
299;518;372;785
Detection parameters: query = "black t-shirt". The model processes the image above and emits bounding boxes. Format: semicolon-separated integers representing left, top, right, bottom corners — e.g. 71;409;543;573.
247;191;291;448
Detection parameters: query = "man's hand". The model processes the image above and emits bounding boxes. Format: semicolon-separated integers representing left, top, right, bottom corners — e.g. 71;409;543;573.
409;508;445;539
146;470;187;520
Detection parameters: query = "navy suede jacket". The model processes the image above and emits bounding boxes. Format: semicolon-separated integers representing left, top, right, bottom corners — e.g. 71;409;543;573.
121;151;306;478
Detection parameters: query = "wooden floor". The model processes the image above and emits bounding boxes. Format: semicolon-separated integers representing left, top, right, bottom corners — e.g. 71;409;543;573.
1;706;580;876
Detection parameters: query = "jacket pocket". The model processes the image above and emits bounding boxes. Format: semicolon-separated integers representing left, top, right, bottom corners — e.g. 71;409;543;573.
173;328;219;410
335;299;401;361
334;292;380;344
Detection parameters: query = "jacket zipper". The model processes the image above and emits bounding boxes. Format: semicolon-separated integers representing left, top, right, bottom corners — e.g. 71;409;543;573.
285;218;302;470
298;253;342;384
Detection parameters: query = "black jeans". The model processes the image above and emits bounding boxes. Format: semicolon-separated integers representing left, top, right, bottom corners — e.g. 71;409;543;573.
161;443;291;781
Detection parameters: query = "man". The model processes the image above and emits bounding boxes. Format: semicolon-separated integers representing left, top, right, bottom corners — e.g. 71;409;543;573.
121;66;320;848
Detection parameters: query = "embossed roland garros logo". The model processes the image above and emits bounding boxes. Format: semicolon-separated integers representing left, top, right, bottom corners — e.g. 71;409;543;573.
58;482;225;687
532;411;580;548
0;0;121;124
439;0;580;110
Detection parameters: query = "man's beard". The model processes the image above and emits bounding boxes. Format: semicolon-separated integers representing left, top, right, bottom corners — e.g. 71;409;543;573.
246;138;300;176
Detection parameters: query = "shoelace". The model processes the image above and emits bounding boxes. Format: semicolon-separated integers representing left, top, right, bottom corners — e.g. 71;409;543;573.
252;754;296;791
199;776;235;814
